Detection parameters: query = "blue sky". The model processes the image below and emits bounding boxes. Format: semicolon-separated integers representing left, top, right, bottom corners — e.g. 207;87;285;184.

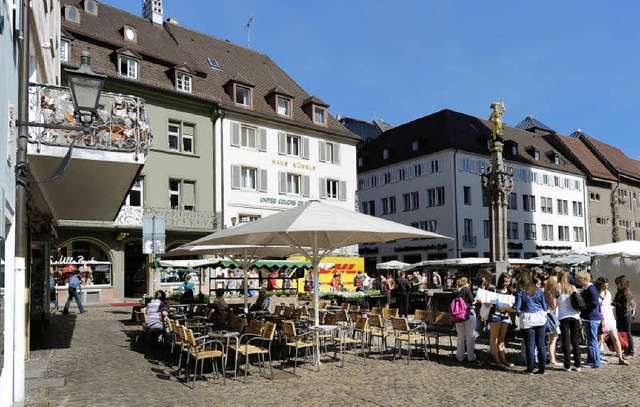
102;0;640;158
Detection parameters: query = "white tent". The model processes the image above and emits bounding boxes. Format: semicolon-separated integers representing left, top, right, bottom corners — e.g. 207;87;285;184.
376;260;410;270
577;241;640;300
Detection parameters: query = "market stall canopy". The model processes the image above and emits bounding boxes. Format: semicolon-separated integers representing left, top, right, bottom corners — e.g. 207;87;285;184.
376;260;410;270
531;253;590;266
403;257;543;272
158;258;311;269
571;240;640;257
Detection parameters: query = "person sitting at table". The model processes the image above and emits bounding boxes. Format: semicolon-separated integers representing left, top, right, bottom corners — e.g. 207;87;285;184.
249;288;271;313
145;290;168;330
211;288;229;314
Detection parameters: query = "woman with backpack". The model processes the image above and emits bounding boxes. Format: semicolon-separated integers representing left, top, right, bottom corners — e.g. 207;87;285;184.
514;269;548;374
453;276;477;362
556;270;582;372
614;275;635;358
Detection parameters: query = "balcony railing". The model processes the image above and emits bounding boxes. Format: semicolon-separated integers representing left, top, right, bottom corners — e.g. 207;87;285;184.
114;206;221;232
28;84;152;157
463;235;477;247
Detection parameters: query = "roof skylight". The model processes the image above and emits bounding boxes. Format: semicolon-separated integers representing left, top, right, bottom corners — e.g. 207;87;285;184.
207;57;220;69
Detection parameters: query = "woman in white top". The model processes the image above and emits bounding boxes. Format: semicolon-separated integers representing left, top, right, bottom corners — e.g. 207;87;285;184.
595;277;629;365
556;270;581;371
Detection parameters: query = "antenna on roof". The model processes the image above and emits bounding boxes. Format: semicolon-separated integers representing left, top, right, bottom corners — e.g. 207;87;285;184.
244;16;255;48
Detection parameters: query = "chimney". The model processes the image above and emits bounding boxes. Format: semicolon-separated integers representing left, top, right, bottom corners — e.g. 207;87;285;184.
142;0;163;25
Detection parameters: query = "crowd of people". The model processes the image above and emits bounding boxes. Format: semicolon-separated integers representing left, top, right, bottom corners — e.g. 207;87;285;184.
452;266;635;374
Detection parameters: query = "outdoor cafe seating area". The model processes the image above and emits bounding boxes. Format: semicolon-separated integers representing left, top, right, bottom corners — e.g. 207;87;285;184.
131;298;459;388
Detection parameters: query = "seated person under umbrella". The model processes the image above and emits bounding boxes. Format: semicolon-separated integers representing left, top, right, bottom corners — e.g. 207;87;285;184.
249;288;271;313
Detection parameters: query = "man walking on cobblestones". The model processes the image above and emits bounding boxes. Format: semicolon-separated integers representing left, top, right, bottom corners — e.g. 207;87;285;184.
63;271;85;314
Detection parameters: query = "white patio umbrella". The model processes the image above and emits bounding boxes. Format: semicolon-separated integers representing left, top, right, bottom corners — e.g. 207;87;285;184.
376;260;411;270
187;200;452;368
163;244;307;312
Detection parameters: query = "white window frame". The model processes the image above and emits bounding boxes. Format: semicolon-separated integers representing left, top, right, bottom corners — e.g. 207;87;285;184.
241;126;257;149
235;84;252;107
326;179;339;200
176;71;192;93
167;121;195;153
287;174;301;195
241;167;257;190
125;177;143;207
169;179;180;209
286;135;300;157
276;96;292;117
118;56;138;79
60;39;69;62
313;106;326;125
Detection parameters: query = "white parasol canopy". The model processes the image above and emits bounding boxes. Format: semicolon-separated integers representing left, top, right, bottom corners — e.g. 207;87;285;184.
187;200;451;369
376;260;410;270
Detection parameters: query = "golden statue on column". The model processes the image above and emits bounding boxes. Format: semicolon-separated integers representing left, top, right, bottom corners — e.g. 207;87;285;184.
489;99;506;141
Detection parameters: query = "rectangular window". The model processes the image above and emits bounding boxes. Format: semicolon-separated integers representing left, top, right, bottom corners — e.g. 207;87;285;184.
235;85;252;107
431;159;441;173
241;126;257;149
167;121;195;153
287;174;301;195
542;224;554;241
573;226;585;242
326;179;338;199
368;200;376;216
507;222;519;240
176;72;192;93
241;167;257;190
381;196;396;214
463;186;471;205
558;225;570;241
169;179;180;209
572;201;583;217
314;106;326;124
286;135;300;156
524;223;536;240
126;177;143;206
238;214;261;224
590;192;600;202
463;219;474;245
483;220;490;238
424;220;437;233
277;96;291;117
507;193;517;210
412;140;419;151
119;56;138;79
522;195;536;212
60;39;69;62
414;163;423;177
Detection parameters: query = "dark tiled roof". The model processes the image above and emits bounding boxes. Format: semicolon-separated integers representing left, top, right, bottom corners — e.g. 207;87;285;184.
358;109;583;176
545;134;616;181
339;116;391;143
515;115;556;133
576;131;640;180
60;0;357;141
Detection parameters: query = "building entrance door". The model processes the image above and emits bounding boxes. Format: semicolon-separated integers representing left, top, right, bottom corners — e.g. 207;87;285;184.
124;241;146;297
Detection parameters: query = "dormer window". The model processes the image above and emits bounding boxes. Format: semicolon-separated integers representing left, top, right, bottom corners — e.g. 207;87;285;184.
119;56;138;79
235;84;252;107
534;149;540;160
277;96;292;117
314;106;326;125
84;0;98;15
176;72;192;93
358;157;363;167
65;6;80;23
512;145;517;155
412;140;419;151
123;26;137;42
553;154;559;164
383;149;389;160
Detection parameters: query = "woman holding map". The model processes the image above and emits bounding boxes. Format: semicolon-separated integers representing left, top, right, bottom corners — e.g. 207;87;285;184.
486;272;515;368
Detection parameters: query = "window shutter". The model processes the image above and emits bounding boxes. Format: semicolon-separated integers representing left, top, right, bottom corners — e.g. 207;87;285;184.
259;169;268;192
278;172;287;195
301;137;309;159
319;177;326;199
318;140;326;162
339;181;347;201
278;132;286;155
231;165;240;189
302;175;310;197
231;122;240;146
183;182;196;208
334;144;341;165
259;128;267;152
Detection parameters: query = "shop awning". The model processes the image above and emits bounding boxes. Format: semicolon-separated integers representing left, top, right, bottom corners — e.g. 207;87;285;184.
157;258;311;269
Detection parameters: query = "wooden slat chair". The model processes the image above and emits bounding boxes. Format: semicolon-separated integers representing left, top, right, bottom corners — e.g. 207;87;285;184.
273;305;285;316
281;320;315;374
184;328;226;388
232;321;277;382
318;313;338;354
368;314;391;358
335;310;352;330
383;308;399;320
283;306;294;319
340;303;350;313
390;317;426;364
370;307;383;316
175;325;192;379
164;317;182;365
429;311;455;356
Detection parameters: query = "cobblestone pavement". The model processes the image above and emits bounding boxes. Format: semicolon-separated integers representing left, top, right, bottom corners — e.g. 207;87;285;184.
26;306;640;407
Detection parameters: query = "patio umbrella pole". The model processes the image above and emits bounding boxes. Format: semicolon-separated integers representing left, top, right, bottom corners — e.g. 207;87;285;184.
312;233;321;371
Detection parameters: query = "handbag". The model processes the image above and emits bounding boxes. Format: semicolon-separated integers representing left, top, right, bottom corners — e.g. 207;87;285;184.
545;311;559;334
522;310;547;329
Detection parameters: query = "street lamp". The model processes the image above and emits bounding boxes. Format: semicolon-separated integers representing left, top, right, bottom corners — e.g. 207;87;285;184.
65;51;106;131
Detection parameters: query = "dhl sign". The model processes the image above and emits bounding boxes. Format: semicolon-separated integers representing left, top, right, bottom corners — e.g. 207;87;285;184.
289;256;364;292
